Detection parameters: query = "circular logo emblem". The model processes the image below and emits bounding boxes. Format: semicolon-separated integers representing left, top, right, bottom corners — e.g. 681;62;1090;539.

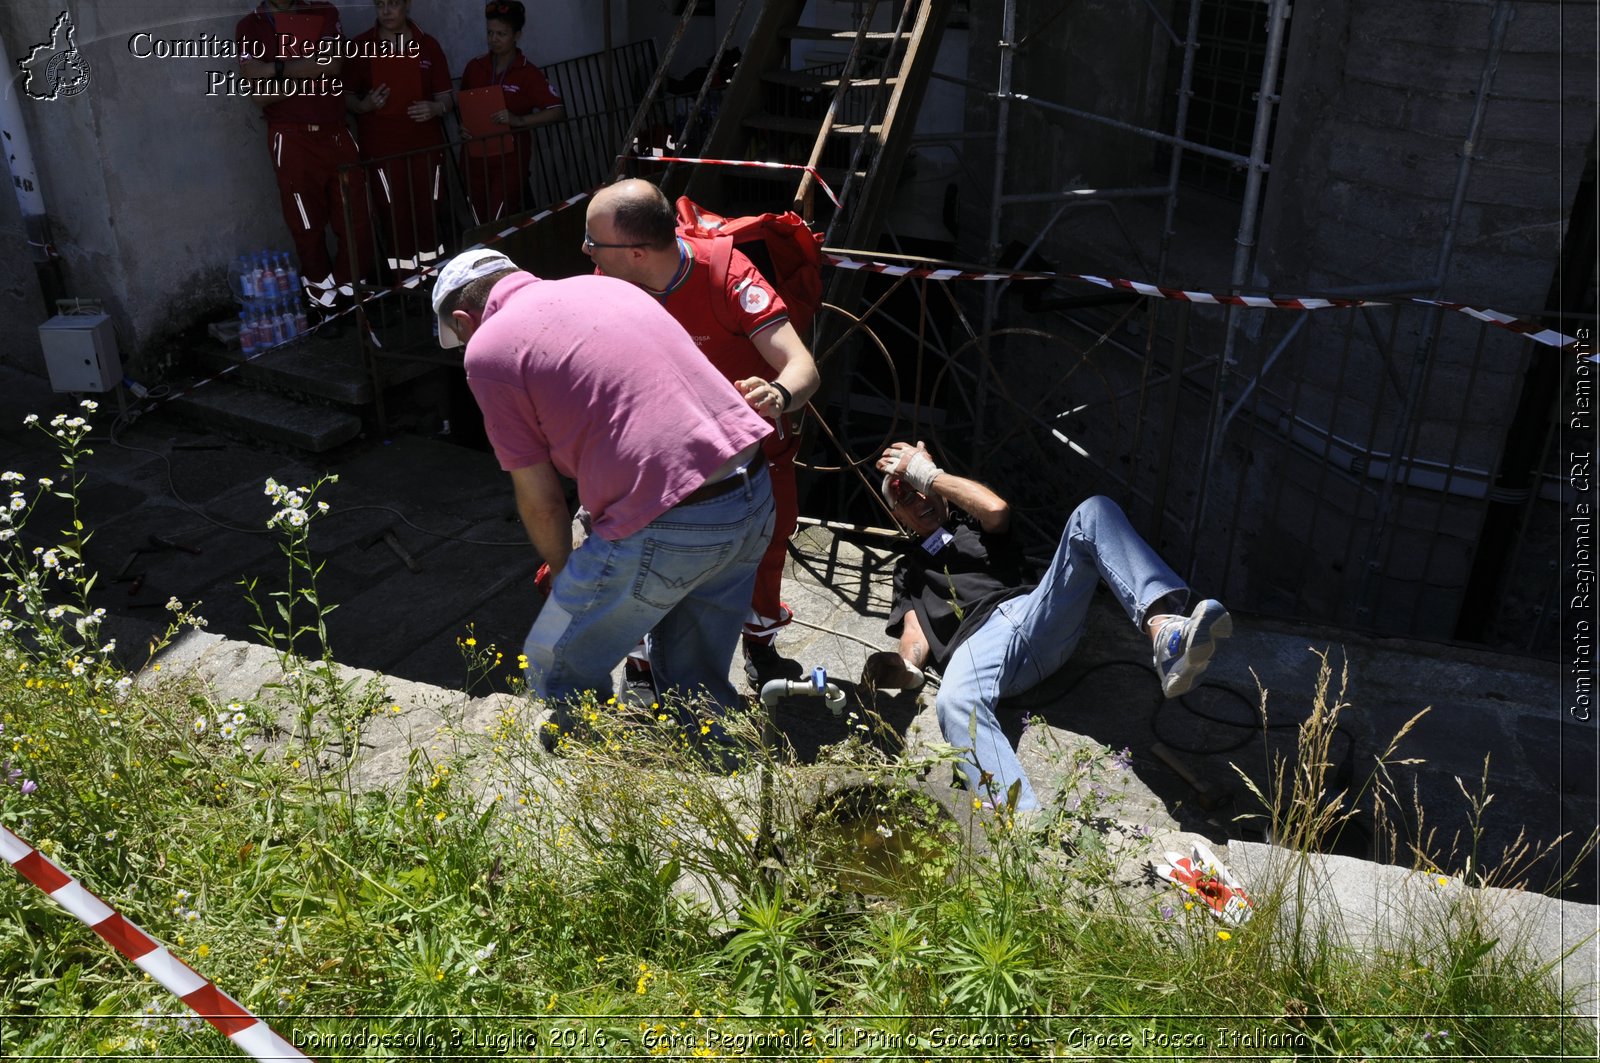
47;50;92;97
739;284;771;314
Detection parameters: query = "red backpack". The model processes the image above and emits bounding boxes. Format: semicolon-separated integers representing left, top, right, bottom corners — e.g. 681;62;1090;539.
673;197;825;342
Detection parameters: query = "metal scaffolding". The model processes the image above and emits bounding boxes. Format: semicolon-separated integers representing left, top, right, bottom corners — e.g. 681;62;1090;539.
824;0;1565;654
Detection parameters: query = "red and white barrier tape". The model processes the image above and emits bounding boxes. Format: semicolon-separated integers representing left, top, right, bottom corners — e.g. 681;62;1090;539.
157;191;592;408
1412;298;1577;349
823;253;1577;349
630;151;842;208
825;252;1054;282
1;824;313;1062
1077;274;1367;311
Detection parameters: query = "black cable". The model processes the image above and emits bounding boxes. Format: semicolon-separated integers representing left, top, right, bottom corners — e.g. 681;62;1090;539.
98;403;528;547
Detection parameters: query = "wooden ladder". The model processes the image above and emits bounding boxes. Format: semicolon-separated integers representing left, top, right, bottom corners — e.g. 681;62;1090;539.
636;0;950;252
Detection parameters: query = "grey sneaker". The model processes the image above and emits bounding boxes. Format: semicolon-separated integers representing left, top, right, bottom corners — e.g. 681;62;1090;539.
1152;599;1232;697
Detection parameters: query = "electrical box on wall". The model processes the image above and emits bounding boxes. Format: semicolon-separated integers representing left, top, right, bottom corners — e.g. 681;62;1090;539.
38;314;121;393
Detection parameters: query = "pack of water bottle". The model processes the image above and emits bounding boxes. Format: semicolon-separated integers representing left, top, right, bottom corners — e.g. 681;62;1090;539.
230;251;310;355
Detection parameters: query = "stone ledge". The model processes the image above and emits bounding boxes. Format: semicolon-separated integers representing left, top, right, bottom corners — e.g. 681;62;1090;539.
141;627;1597;1015
1231;840;1599;1012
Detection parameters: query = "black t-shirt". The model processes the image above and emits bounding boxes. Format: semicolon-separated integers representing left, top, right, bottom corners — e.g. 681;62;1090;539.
886;511;1034;669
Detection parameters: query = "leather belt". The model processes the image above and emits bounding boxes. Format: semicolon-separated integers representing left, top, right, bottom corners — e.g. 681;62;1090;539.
676;458;765;506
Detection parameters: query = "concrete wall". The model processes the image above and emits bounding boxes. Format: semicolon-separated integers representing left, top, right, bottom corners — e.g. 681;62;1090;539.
962;0;1594;300
1257;0;1593;311
0;0;615;379
623;0;761;78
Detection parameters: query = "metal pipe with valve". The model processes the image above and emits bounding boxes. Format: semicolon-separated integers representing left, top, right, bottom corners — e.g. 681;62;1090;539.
759;666;846;716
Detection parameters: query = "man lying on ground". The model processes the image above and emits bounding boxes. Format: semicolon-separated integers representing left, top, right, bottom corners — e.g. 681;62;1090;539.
865;440;1232;813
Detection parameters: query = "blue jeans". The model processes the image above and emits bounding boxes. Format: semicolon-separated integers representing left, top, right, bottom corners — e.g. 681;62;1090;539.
935;496;1187;812
524;466;775;716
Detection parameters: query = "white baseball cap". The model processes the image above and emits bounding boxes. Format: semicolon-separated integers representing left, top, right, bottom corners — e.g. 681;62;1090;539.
432;250;518;348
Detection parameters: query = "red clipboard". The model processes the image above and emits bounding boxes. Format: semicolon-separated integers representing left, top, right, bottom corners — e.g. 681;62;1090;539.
369;55;424;116
272;11;323;60
458;86;512;157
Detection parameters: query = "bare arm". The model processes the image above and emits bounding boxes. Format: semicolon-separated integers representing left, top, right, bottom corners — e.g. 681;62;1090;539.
521;103;565;129
897;607;930;670
508;463;573;574
876;441;1011;534
495;104;566;129
862;606;930;690
405;89;454;122
749;322;820;408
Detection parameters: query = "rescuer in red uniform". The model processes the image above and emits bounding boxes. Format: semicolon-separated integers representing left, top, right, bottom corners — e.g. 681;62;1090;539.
585;179;823;687
236;0;374;315
344;0;453;278
458;1;565;224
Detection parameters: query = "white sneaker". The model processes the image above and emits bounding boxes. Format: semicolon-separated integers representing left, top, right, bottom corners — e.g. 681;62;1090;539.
1152;599;1232;697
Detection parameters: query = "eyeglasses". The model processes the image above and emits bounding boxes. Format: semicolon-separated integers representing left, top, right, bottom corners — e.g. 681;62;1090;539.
885;476;919;506
582;232;649;252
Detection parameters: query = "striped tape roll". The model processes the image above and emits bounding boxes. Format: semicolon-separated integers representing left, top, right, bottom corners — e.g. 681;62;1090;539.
0;824;313;1062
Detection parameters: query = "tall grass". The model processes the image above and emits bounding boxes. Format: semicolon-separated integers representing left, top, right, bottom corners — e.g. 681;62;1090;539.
0;406;1592;1059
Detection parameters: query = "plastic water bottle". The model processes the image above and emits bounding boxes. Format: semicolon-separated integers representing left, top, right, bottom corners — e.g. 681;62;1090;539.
293;300;308;336
261;252;280;299
286;257;302;296
239;310;257;355
274;254;291;298
237;255;255;300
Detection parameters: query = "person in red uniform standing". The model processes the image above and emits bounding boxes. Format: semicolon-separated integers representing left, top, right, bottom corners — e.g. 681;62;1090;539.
458;1;565;225
236;0;375;315
584;179;822;687
344;0;453;278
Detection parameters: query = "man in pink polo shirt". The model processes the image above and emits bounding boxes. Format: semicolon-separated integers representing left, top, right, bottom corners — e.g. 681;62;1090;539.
431;250;775;744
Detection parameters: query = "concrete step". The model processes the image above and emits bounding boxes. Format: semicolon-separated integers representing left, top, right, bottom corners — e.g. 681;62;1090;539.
185;307;452;453
165;378;363;453
198;330;374;406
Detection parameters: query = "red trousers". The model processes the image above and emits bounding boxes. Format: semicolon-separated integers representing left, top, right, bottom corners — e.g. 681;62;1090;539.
267;123;374;306
461;133;530;224
744;431;800;644
366;148;445;273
